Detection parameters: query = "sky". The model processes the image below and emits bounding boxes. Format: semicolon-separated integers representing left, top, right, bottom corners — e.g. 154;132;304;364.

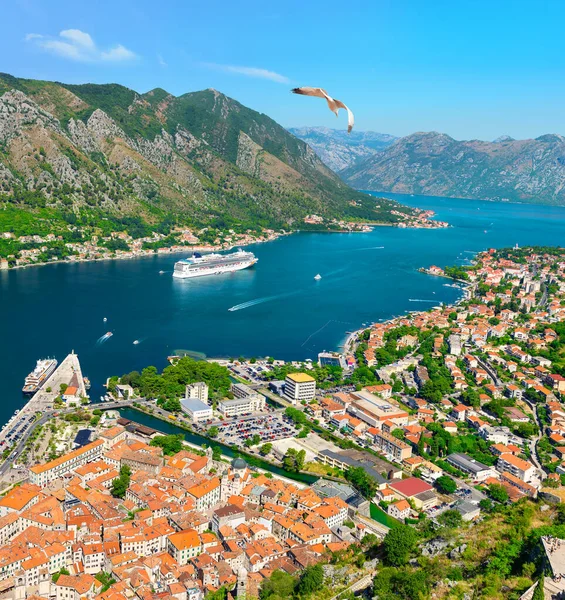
2;0;565;140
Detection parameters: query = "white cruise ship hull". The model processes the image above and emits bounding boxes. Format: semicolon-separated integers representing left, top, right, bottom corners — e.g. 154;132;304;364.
173;258;257;279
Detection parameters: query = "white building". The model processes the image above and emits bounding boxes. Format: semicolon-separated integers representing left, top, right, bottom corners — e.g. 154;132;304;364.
284;373;316;405
218;394;265;417
180;398;213;423
29;440;104;486
185;382;209;404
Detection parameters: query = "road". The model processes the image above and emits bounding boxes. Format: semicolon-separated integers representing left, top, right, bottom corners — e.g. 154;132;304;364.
521;396;546;478
475;356;502;387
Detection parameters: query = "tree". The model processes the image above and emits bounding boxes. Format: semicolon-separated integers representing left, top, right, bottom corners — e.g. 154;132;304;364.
296;564;324;596
383;524;417;566
212;446;222;461
259;443;273;456
260;569;296;599
345;466;378;499
150;434;183;456
531;580;545;600
488;483;509;503
208;426;219;438
438;509;463;529
282;448;306;473
111;465;131;499
435;475;457;495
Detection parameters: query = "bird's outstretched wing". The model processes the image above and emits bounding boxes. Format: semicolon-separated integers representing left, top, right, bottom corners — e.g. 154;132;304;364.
291;87;332;101
334;99;354;134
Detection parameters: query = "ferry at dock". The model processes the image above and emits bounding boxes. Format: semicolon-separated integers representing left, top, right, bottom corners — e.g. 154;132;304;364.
173;249;258;279
22;358;57;395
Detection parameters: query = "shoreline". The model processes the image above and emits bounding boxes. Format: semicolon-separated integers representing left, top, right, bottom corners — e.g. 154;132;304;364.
4;230;291;272
2;210;446;273
338;266;474;359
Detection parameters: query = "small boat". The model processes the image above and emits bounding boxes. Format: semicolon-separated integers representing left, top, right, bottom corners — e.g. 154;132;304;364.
100;396;105;402
314;274;322;280
84;377;91;390
133;340;140;345
159;270;165;274
103;317;107;322
105;332;113;338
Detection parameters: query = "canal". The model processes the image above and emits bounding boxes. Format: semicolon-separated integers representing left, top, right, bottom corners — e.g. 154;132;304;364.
118;407;319;485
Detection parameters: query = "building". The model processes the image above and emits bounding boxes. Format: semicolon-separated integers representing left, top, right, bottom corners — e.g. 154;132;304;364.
284;373;316;404
180;398;213;423
497;453;536;483
446;453;495;482
231;382;257;398
317;450;387;488
318;352;347;369
217;394;265;417
185;382;209;404
211;505;246;534
369;429;412;461
29;440;104;486
387;499;411;520
167;529;202;565
187;477;221;510
388;477;438;510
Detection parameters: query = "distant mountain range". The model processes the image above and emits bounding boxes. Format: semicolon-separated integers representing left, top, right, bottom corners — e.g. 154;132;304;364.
288;127;397;172
341;131;565;206
0;73;412;234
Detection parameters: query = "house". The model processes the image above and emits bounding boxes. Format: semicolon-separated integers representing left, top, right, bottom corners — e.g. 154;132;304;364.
387;499;411;521
450;405;467;422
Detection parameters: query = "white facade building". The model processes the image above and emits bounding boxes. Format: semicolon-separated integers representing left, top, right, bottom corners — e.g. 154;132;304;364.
284;373;316;405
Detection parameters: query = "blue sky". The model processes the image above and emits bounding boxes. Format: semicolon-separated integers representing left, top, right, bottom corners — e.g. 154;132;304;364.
3;0;564;140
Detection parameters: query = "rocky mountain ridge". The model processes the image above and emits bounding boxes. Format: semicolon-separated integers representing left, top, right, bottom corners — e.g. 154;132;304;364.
0;74;410;233
342;131;565;205
288;126;397;172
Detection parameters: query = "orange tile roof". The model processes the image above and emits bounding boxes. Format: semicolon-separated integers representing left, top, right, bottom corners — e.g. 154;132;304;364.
29;440;104;475
168;529;201;550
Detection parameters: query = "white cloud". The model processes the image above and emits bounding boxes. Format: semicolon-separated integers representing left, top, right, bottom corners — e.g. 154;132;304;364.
60;29;95;50
101;44;136;62
203;62;289;84
157;53;167;67
26;28;137;63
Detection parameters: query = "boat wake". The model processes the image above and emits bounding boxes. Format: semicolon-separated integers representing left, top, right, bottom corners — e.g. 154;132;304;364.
408;299;437;303
228;293;292;312
97;332;113;344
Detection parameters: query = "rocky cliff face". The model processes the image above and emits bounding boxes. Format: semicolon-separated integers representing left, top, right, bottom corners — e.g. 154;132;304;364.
288;127;397;172
342;131;565;205
0;74;408;227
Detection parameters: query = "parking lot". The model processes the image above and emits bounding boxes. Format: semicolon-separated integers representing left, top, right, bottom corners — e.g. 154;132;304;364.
215;415;297;445
0;413;36;453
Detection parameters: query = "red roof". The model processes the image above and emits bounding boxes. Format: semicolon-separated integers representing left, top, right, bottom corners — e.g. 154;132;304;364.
389;477;433;497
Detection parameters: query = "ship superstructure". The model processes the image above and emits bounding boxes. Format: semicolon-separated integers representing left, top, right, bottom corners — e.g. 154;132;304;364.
173;249;258;279
22;359;57;395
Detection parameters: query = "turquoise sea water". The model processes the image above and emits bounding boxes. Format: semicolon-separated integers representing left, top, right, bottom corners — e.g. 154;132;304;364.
0;193;563;425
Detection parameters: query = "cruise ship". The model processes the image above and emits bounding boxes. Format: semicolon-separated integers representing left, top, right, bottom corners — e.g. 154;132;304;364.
173;249;258;279
22;358;57;395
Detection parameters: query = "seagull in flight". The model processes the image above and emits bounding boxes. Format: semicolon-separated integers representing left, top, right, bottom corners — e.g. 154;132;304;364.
291;87;354;133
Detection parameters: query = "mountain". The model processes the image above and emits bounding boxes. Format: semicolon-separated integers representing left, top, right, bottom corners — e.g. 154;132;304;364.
342;131;565;205
0;74;412;238
288;127;397;173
